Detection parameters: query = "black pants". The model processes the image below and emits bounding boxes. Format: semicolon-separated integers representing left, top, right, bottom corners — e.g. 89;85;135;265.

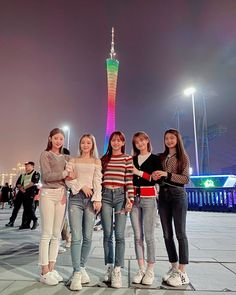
21;196;38;226
158;186;189;264
9;192;24;223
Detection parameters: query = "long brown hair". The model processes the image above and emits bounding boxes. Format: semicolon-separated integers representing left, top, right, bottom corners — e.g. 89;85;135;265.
132;131;152;156
101;131;126;172
159;129;186;173
45;128;65;153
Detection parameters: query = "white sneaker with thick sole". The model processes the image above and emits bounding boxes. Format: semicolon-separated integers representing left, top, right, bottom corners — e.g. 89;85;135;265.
111;268;122;288
40;272;59;285
80;267;90;284
132;269;145;284
104;266;113;282
142;269;155;285
162;267;177;282
167;269;190;287
70;272;82;291
51;269;63;282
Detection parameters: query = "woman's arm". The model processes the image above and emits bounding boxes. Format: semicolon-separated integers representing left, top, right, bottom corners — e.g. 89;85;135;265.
91;159;102;202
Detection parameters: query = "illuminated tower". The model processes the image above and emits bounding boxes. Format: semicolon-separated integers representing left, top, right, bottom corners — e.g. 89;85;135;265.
104;27;119;152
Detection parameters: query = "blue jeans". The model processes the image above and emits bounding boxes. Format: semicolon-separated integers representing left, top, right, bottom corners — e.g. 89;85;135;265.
158;186;189;264
130;196;157;263
101;187;126;267
68;191;96;272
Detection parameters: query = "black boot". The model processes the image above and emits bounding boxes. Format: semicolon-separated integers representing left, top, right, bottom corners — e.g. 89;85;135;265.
5;221;14;227
19;224;30;230
31;220;39;230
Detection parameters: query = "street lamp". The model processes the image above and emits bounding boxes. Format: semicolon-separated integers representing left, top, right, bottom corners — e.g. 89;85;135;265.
184;87;200;175
62;126;70;150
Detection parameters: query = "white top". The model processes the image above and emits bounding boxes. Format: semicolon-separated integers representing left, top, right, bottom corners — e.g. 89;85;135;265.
138;152;151;166
65;160;102;202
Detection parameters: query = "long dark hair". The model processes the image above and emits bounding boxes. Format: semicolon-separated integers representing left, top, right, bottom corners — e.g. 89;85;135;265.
159;129;186;173
45;128;65;153
132;131;152;156
101;131;126;172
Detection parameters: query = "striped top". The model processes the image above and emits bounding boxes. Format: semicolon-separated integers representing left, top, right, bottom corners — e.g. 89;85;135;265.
102;154;134;199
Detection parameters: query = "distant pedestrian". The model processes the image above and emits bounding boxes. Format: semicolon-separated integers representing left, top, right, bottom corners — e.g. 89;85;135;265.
5;163;40;228
1;183;10;209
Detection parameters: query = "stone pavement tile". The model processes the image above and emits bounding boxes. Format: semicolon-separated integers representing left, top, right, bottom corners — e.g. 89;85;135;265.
188;262;236;291
137;290;236;295
0;281;136;295
188;257;216;262
188;249;236;262
0;282;14;293
0;264;39;281
190;237;236;251
222;263;236;273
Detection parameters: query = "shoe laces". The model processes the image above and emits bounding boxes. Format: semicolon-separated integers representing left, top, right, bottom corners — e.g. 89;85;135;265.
145;269;154;278
169;269;180;279
136;269;145;277
113;269;121;278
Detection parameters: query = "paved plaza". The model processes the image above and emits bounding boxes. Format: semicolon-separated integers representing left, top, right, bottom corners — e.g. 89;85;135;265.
0;207;236;294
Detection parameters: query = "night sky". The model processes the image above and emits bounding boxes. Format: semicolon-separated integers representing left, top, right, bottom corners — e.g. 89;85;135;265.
0;0;236;175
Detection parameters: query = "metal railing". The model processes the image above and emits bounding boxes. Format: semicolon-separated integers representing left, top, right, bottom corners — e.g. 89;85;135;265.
186;187;236;212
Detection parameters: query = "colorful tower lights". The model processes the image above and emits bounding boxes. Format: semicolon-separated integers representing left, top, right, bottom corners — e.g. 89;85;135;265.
104;27;119;152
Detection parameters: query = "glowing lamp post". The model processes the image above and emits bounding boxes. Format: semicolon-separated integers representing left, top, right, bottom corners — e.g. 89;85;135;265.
62;126;70;151
184;87;199;176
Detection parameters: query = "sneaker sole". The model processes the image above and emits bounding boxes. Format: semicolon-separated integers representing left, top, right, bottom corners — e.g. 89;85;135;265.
40;278;58;286
81;279;90;284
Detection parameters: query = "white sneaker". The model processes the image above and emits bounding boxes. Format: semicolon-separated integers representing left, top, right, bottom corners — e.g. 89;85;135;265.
51;269;63;282
70;272;82;291
142;269;155;285
111;268;122;288
80;267;90;284
104;266;113;282
166;269;190;287
132;269;145;284
162;267;177;282
40;272;59;285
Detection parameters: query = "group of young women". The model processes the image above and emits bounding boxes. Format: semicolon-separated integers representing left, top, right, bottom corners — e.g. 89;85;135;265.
38;127;190;290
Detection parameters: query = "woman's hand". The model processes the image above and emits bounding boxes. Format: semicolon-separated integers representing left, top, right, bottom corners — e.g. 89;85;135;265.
152;170;167;180
93;201;102;213
66;171;76;181
82;185;93;197
133;167;140;176
125;198;133;213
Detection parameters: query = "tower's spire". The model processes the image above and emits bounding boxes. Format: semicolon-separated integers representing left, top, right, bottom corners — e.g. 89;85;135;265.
110;27;116;59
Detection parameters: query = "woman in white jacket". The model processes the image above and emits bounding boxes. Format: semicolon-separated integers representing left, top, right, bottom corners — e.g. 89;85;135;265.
66;134;102;291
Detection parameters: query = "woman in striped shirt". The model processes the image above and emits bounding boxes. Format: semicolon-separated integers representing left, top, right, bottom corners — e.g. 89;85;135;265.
101;131;134;289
